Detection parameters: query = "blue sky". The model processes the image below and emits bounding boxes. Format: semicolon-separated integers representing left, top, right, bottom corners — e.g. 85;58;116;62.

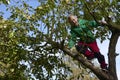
0;0;120;79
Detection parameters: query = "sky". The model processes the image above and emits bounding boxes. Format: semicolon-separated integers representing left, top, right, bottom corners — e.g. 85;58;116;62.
0;0;120;80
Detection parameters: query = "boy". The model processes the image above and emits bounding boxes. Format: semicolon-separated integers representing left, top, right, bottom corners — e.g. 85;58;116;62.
68;14;107;70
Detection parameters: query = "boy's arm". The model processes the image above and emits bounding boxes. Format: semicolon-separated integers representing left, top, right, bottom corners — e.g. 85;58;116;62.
80;19;98;27
88;20;99;27
87;19;107;27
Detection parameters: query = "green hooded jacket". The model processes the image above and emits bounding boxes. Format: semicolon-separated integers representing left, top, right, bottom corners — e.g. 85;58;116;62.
69;19;99;48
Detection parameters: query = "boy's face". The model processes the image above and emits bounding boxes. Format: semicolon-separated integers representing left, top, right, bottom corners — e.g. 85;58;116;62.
68;15;78;26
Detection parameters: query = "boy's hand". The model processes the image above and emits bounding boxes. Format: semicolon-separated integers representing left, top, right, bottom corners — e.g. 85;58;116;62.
99;18;108;25
101;20;107;25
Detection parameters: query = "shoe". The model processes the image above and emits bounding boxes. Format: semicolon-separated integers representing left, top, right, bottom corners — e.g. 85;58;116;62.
100;62;108;70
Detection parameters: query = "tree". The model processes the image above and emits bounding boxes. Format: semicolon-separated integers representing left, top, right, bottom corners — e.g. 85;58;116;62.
0;0;120;80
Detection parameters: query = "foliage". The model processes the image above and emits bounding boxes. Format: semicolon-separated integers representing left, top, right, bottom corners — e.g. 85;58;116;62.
0;0;119;80
0;0;10;5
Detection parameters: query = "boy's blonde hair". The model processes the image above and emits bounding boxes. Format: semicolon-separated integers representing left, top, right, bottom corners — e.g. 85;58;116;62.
68;14;76;21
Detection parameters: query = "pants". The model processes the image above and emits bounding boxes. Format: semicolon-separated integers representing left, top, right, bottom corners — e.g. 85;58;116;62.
76;41;107;69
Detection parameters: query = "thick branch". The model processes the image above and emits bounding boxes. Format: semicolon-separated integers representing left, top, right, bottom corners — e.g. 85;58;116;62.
108;31;120;80
108;22;120;31
61;46;113;80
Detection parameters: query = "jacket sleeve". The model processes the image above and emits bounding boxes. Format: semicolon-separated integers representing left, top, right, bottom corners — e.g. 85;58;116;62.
84;20;99;27
68;31;77;48
88;20;99;27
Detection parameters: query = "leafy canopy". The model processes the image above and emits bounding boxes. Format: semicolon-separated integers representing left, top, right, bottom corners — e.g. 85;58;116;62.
0;0;119;80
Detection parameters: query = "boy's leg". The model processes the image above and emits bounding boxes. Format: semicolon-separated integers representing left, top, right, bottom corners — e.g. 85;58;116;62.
76;42;94;60
84;50;94;60
87;41;107;69
94;52;107;69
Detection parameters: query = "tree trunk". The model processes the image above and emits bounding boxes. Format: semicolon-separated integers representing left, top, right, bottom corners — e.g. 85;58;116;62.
108;31;120;80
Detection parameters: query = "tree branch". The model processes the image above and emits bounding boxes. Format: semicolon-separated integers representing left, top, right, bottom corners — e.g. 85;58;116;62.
57;40;112;79
61;46;113;80
84;2;120;31
84;3;99;23
108;22;120;31
108;31;119;80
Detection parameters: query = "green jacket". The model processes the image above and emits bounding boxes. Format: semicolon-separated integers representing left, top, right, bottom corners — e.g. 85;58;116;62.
69;19;99;48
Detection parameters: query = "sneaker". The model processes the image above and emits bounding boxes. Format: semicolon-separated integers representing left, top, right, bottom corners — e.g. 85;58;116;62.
100;63;108;70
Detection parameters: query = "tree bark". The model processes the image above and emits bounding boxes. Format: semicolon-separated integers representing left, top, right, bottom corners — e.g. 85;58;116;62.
108;22;120;31
108;31;120;80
